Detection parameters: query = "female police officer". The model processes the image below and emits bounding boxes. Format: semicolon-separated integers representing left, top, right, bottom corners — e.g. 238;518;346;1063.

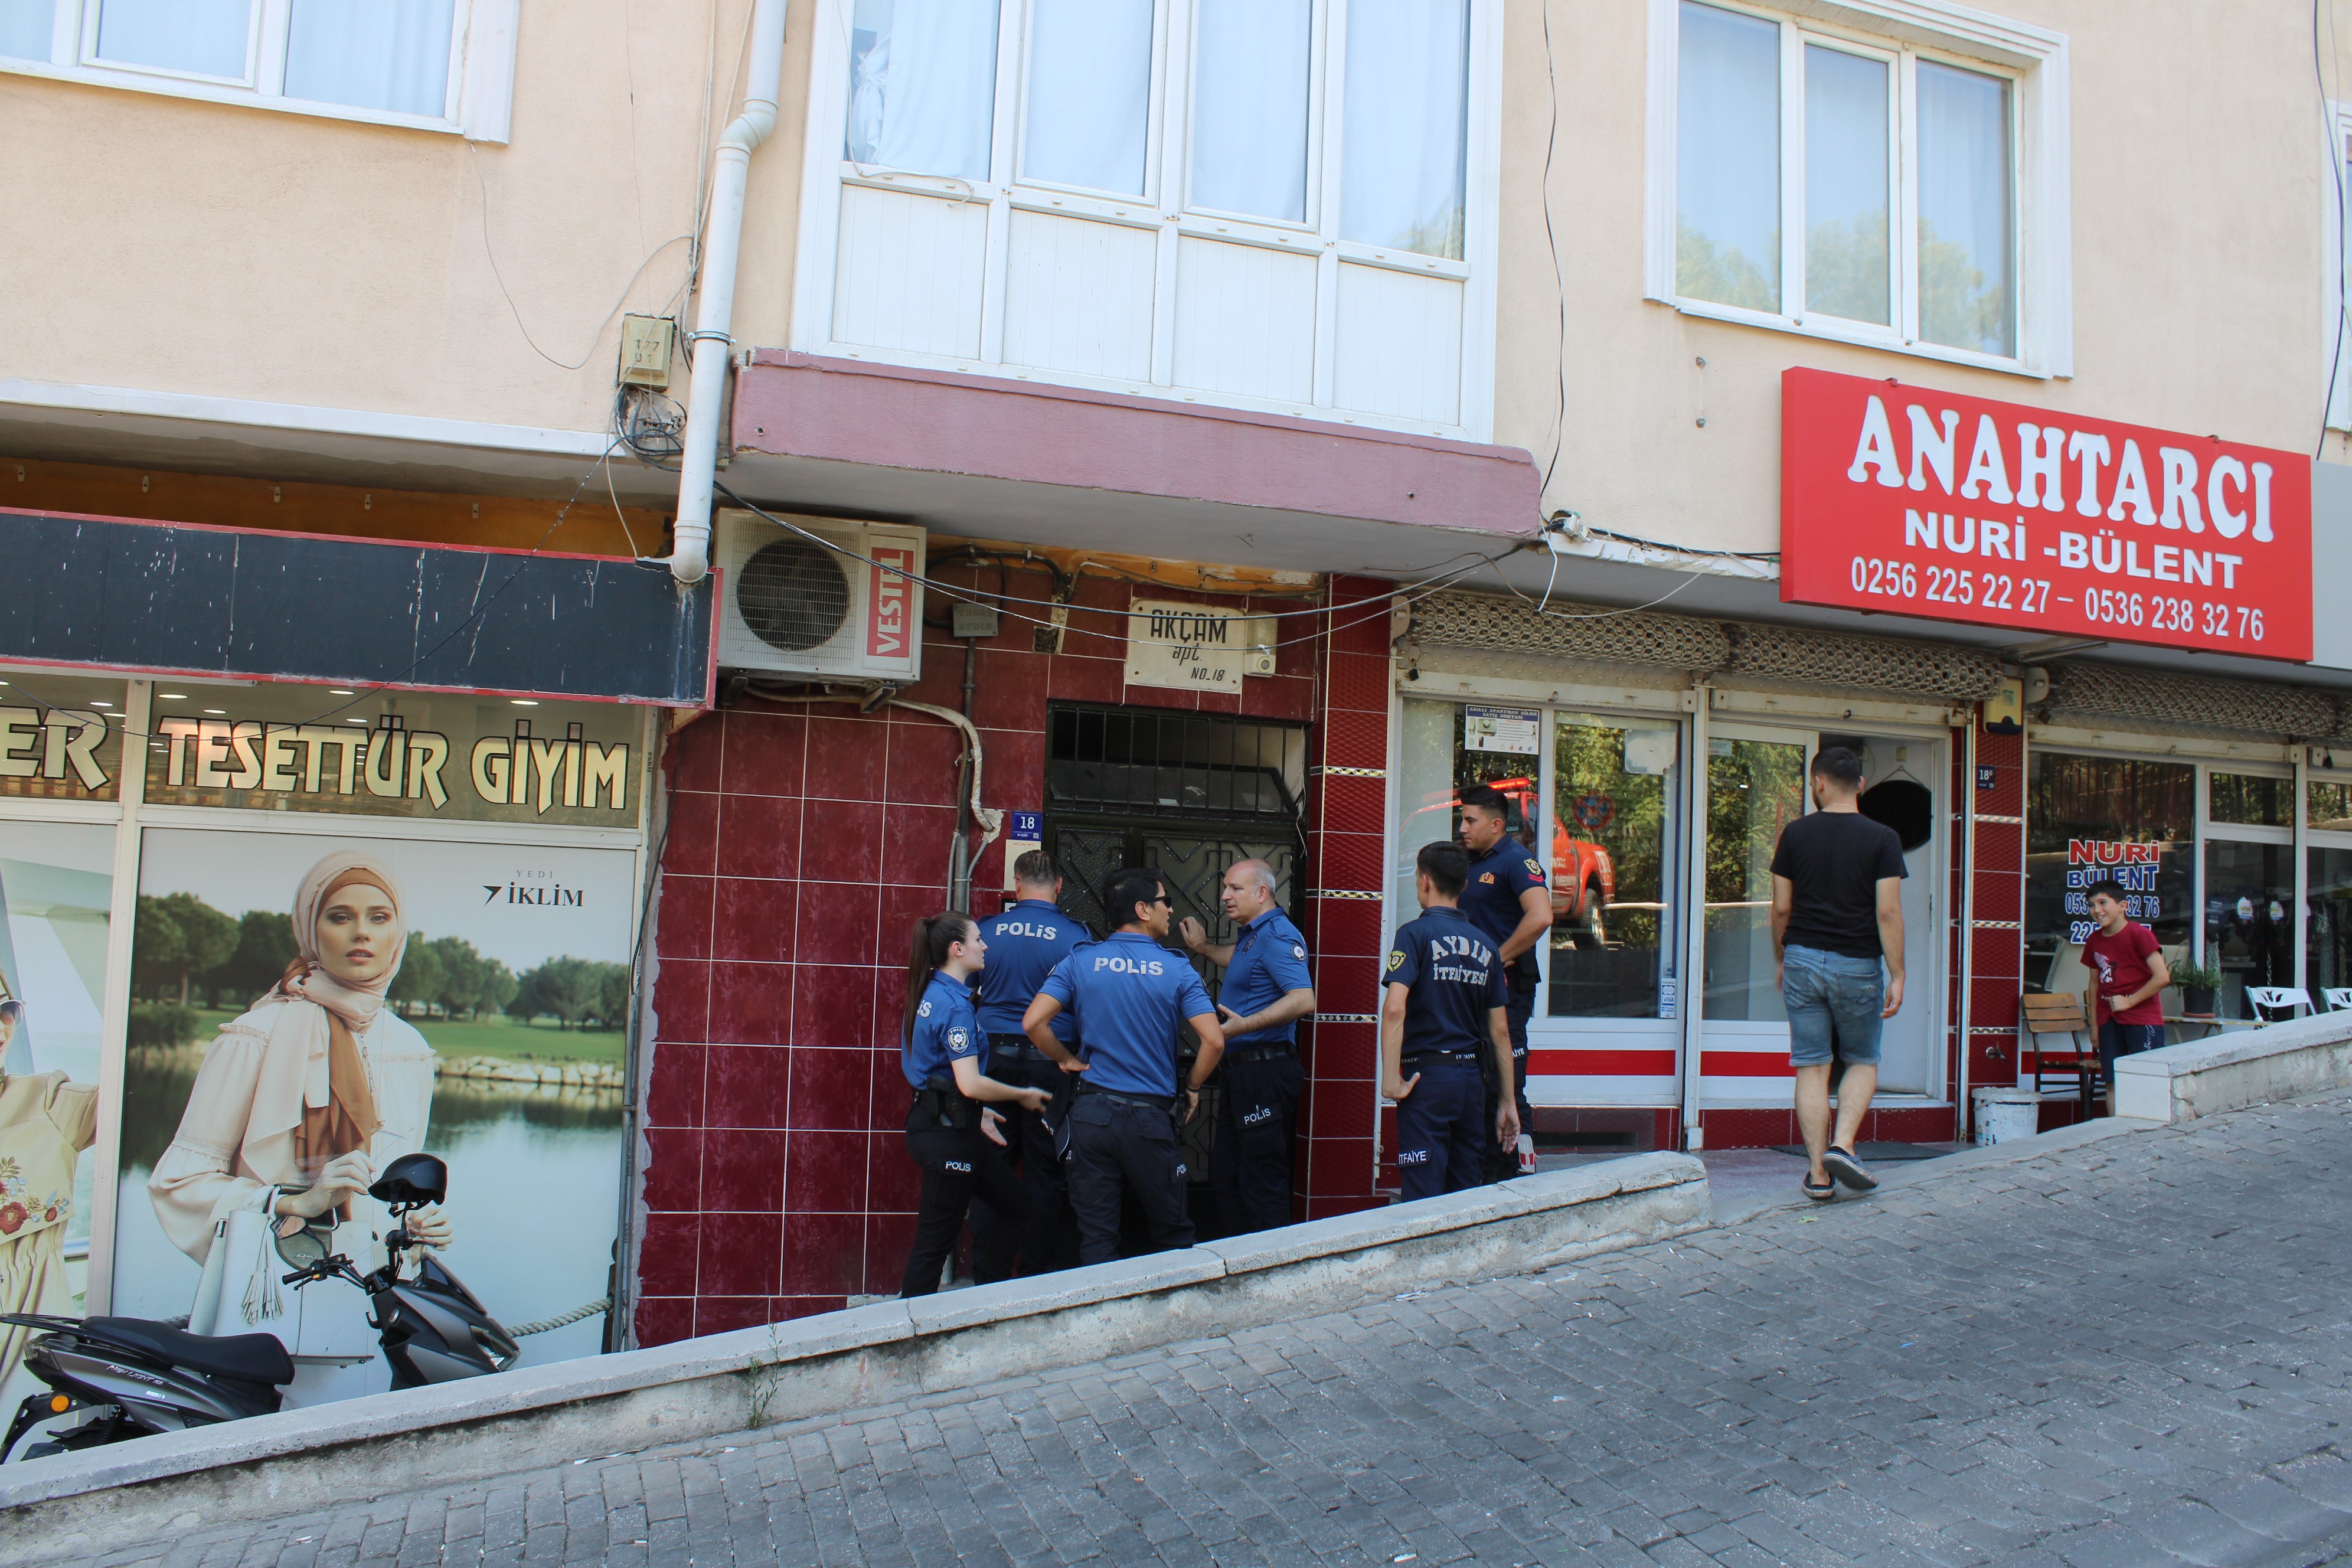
898;912;1050;1298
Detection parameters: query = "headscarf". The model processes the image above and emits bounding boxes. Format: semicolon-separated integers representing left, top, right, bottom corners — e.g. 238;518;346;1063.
251;851;408;1216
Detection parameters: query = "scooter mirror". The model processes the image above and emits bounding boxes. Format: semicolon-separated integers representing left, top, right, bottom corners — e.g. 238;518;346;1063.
369;1152;449;1208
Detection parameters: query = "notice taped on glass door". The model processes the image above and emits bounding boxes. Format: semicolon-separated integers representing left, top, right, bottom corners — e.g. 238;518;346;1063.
1464;706;1540;756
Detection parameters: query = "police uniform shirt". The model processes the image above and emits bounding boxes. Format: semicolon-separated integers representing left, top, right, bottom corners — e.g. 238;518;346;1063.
1384;907;1507;1060
1219;907;1313;1050
902;971;984;1089
974;898;1084;1040
1461;838;1547;980
1037;932;1214;1099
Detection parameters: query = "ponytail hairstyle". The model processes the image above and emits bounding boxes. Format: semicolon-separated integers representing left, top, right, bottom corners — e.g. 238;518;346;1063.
901;910;976;1048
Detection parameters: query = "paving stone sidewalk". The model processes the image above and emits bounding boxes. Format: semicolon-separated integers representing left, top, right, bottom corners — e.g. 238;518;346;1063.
64;1093;2352;1567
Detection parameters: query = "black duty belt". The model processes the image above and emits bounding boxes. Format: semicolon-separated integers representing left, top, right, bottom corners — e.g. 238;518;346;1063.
988;1031;1060;1062
1076;1083;1175;1111
913;1082;980;1128
1402;1050;1484;1067
1222;1044;1296;1064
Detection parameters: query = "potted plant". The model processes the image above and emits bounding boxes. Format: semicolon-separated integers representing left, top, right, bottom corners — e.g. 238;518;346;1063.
2171;961;2222;1018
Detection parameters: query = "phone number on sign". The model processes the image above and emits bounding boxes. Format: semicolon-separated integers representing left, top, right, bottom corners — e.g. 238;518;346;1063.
1847;557;2266;643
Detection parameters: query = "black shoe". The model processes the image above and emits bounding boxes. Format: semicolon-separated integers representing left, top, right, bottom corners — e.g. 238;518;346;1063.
1822;1146;1877;1191
1801;1175;1835;1202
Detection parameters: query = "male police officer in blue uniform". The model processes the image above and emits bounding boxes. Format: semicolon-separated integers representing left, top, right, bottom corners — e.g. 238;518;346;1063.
1179;859;1314;1235
974;850;1086;1273
1458;783;1547;1174
1382;841;1520;1200
1024;867;1227;1264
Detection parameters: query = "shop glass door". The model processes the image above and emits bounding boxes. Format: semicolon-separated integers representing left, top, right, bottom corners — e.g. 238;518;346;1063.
1698;727;1944;1103
2308;776;2352;1012
2204;771;2294;1020
1531;714;1682;1105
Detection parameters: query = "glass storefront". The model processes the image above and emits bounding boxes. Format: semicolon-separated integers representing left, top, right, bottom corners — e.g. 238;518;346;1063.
1701;737;1806;1023
2024;753;2193;997
2205;840;2293;1018
1550;716;1680;1020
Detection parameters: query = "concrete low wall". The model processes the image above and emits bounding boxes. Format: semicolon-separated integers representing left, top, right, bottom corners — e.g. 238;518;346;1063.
0;1153;1707;1563
2113;1010;2352;1122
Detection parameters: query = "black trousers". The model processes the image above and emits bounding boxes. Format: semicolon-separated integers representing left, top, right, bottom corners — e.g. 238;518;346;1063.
899;1099;1026;1298
1396;1060;1490;1202
1482;976;1537;1177
1211;1052;1302;1236
1066;1091;1194;1266
982;1042;1079;1273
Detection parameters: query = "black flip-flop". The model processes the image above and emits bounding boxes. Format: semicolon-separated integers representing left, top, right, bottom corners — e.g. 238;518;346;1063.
1802;1175;1835;1202
1823;1146;1879;1191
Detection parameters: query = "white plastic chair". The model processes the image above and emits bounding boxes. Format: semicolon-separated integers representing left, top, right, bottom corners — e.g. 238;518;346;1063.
2325;988;2352;1013
2244;986;2312;1023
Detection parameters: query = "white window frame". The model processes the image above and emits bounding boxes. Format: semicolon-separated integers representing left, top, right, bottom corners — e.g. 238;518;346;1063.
1644;0;2070;378
2321;100;2352;433
794;0;1503;443
0;0;518;142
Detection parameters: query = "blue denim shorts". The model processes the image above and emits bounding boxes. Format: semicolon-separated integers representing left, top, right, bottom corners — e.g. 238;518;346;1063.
1782;945;1886;1067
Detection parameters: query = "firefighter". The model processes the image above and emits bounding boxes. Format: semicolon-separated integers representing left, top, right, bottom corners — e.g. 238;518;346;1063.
1458;783;1546;1173
1381;842;1520;1201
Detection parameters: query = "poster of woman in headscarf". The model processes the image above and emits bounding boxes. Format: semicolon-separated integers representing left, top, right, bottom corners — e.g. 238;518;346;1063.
113;829;636;1407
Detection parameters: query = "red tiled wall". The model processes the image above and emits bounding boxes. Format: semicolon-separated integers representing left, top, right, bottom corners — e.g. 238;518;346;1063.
632;562;1348;1345
1966;724;2028;1135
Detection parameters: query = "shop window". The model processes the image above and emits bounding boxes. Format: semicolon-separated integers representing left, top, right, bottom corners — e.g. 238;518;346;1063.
814;0;1495;439
1701;736;1806;1022
2024;752;2192;995
2309;847;2352;1002
2311;777;2352;831
1391;698;1542;919
2205;841;2292;1020
1651;0;2069;375
2;0;509;139
2210;772;2292;828
1550;716;1679;1020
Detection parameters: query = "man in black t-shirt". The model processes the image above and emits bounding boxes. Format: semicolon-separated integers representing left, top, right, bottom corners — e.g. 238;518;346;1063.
1769;746;1907;1201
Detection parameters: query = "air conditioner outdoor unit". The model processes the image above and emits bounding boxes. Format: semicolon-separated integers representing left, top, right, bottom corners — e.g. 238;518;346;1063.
713;508;925;681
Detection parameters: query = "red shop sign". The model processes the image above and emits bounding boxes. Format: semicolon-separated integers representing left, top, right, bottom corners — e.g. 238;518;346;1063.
1779;368;2312;662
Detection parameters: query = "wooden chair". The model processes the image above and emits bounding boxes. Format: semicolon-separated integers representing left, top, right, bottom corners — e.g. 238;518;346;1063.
2245;986;2312;1023
2020;992;2098;1115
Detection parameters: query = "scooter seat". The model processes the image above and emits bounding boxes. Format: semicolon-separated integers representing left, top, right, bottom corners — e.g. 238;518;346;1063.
82;1318;296;1386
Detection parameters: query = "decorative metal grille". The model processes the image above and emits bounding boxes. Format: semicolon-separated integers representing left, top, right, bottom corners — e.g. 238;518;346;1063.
1047;705;1306;821
1723;622;2004;700
2044;662;2341;740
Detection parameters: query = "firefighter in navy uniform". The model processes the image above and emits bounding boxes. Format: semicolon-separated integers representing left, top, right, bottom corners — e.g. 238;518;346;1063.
1381;841;1520;1201
1457;783;1547;1175
1178;859;1315;1236
1023;867;1227;1265
974;851;1086;1272
895;912;1051;1298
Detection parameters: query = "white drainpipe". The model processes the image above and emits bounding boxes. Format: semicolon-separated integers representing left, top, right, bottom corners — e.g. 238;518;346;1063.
665;0;788;584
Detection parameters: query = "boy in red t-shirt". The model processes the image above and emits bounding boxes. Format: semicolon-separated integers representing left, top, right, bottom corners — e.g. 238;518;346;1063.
2081;880;2171;1113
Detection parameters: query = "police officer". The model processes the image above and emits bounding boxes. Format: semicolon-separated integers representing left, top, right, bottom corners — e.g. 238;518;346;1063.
1381;842;1520;1201
896;912;1050;1298
1178;860;1314;1236
1458;783;1547;1174
1023;868;1226;1265
974;851;1086;1272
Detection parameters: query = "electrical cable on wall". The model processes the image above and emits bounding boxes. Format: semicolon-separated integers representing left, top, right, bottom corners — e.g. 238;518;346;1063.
2319;0;2350;456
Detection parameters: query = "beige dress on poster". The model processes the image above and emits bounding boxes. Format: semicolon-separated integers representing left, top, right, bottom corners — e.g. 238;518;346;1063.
0;1072;100;1386
147;1005;436;1272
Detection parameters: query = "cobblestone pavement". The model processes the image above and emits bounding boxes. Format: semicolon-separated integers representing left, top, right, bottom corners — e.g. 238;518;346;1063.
72;1094;2352;1567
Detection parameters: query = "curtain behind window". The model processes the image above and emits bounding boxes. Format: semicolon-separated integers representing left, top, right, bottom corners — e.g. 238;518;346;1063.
283;0;453;117
1675;1;1778;312
1021;0;1152;194
1917;60;2013;356
0;0;51;61
846;0;1001;182
1339;0;1468;258
95;0;250;79
1802;45;1889;325
1188;0;1311;223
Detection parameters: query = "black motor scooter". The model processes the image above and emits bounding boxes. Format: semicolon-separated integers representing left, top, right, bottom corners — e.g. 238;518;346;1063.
0;1153;520;1461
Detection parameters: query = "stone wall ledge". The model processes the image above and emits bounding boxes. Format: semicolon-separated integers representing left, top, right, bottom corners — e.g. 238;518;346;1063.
2113;1011;2352;1122
0;1153;1709;1562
